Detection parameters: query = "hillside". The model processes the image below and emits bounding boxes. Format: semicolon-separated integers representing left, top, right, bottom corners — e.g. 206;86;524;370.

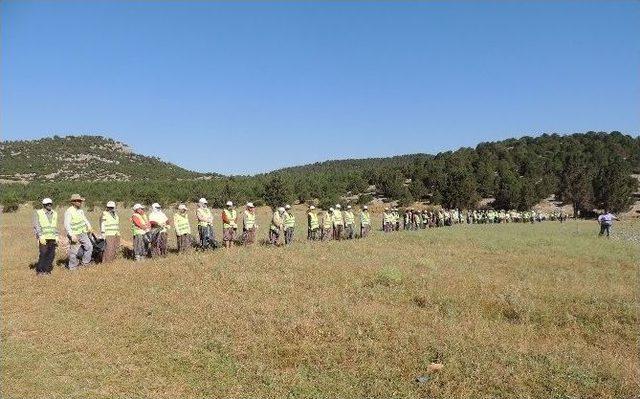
0;131;638;215
0;135;212;182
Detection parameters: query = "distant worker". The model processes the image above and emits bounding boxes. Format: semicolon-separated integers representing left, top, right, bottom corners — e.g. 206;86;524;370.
174;204;192;252
131;204;150;261
344;205;355;239
393;208;400;231
222;201;238;248
332;204;344;240
321;207;333;241
597;210;618;238
307;205;319;240
149;203;169;256
65;194;93;270
242;202;257;245
270;206;285;245
33;197;58;276
196;198;215;250
383;207;393;232
360;205;371;238
283;204;295;245
100;201;120;263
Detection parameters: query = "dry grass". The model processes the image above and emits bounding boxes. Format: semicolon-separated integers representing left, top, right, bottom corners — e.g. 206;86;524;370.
1;206;639;398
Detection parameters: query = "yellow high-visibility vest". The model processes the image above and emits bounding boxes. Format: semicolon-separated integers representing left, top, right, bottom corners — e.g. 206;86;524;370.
360;211;371;226
308;212;319;229
67;206;88;235
174;213;191;235
223;209;237;229
101;211;120;237
131;213;148;236
37;209;58;240
243;210;256;229
344;211;355;225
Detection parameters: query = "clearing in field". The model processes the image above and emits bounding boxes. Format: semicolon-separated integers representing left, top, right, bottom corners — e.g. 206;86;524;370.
1;207;638;398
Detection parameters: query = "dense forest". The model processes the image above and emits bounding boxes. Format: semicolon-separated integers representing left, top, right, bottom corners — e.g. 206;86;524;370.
1;131;638;214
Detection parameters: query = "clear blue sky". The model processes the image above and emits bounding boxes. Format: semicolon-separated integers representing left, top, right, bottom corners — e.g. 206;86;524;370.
2;1;639;175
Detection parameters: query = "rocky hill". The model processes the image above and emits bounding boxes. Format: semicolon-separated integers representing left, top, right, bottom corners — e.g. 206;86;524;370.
0;135;214;182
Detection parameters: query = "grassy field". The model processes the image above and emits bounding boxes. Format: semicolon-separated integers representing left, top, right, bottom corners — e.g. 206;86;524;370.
1;205;638;398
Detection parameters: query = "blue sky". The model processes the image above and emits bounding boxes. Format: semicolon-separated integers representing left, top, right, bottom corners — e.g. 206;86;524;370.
2;2;639;175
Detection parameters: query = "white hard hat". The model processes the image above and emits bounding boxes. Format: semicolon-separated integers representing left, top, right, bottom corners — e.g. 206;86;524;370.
330;207;334;211
285;204;291;209
151;202;161;209
363;205;368;210
106;201;116;208
278;207;285;212
226;201;233;207
42;198;53;205
246;202;254;208
178;204;187;210
347;205;352;209
309;205;315;210
198;198;208;204
133;203;144;210
336;204;341;208
385;207;389;211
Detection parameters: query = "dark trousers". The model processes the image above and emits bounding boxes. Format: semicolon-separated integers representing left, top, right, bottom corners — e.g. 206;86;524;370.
37;240;56;274
599;224;611;237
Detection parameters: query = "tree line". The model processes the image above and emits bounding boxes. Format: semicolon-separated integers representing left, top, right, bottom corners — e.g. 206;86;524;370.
1;131;638;214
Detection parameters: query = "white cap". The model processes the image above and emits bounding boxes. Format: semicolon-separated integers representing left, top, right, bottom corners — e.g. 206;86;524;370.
363;205;368;210
385;207;389;211
278;207;285;212
198;198;208;204
106;201;116;208
42;198;53;205
336;204;341;208
309;205;315;210
133;203;144;210
330;207;334;211
178;204;187;210
285;204;291;209
151;202;161;209
246;202;254;208
347;205;352;209
226;201;233;207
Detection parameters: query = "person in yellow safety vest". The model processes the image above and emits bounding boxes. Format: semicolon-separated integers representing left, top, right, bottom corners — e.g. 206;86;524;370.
32;197;58;275
101;201;120;263
196;198;215;249
242;202;257;245
131;203;150;261
174;204;192;252
64;194;93;270
307;205;319;240
393;208;400;231
321;207;333;241
270;206;285;245
383;207;393;232
344;205;355;239
360;205;371;238
222;200;237;248
283;204;295;245
149;203;170;257
332;204;344;240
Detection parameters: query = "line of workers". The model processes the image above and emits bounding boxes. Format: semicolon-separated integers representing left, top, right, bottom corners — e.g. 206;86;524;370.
32;195;374;275
32;194;555;276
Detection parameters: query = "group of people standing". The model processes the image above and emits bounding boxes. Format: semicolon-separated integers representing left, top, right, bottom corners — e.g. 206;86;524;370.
30;193;614;276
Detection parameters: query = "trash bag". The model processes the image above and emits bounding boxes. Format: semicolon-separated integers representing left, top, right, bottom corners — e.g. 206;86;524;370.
75;233;106;263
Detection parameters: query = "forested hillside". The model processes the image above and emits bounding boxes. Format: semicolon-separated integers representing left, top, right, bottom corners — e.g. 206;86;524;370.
1;132;638;214
0;135;209;182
